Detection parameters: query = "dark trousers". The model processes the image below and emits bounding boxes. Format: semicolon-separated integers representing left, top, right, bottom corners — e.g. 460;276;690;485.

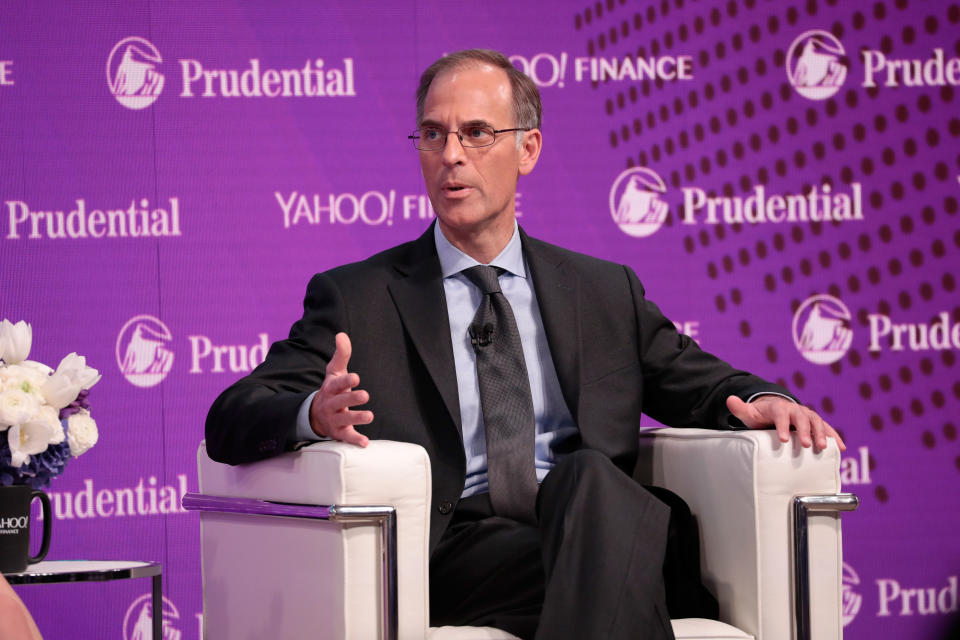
429;449;677;640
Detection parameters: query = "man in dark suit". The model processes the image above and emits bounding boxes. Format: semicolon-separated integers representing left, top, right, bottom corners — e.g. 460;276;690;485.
206;49;845;639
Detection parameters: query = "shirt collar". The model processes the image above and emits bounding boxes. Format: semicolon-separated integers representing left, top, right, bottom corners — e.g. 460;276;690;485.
434;221;526;280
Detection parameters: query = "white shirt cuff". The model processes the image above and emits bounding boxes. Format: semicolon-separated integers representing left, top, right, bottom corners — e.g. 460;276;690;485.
745;391;797;404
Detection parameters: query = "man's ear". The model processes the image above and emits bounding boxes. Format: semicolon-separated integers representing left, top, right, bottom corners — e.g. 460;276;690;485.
518;129;542;176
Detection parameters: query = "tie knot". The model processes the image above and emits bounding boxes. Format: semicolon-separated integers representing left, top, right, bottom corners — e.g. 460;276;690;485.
462;265;503;295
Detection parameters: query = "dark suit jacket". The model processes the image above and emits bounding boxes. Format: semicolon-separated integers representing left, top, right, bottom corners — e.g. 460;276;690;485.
205;223;791;551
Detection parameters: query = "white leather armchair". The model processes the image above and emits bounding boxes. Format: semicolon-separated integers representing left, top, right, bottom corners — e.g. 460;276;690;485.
186;428;854;640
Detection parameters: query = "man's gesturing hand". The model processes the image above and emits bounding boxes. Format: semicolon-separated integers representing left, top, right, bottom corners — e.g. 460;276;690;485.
726;395;846;452
309;332;373;447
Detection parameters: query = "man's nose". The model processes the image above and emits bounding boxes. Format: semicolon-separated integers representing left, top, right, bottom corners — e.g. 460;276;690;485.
440;131;466;165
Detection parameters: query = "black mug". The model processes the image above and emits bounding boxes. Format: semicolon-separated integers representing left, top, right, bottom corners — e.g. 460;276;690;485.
0;485;52;574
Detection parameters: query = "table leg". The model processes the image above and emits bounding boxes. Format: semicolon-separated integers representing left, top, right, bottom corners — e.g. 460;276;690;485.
152;573;162;640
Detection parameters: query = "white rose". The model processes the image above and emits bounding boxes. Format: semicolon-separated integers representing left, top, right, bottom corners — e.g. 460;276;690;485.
0;388;39;429
67;409;98;456
42;352;101;410
0;320;32;365
0;362;50;400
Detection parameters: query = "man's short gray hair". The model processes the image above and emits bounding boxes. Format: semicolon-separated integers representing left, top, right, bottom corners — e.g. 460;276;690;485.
415;49;542;133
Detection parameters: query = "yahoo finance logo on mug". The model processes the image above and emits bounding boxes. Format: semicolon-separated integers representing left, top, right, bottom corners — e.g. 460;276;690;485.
0;515;29;533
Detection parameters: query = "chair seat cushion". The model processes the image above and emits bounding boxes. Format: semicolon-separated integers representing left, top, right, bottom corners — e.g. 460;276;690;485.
671;618;755;639
427;619;753;640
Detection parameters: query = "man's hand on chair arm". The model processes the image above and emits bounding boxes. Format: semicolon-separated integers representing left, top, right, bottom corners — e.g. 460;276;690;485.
726;394;846;452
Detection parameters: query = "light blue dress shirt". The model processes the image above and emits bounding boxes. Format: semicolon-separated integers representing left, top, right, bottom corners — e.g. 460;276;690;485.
433;222;577;497
296;222;578;498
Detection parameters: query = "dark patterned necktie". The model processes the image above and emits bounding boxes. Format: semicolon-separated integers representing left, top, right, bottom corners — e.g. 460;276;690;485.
462;265;538;524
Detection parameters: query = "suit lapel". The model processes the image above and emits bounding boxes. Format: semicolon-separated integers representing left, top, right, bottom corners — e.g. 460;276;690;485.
521;229;581;421
387;225;463;433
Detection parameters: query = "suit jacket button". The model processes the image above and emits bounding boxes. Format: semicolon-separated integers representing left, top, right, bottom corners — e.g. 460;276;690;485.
438;501;453;515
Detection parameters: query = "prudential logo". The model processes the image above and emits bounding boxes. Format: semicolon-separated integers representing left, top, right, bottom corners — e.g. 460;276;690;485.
842;562;863;626
116;315;174;388
107;37;165;110
792;294;853;365
609;167;668;238
123;593;181;640
786;30;848;100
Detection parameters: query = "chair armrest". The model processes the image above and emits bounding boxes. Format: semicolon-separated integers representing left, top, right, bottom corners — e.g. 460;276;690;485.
196;439;431;640
635;428;845;640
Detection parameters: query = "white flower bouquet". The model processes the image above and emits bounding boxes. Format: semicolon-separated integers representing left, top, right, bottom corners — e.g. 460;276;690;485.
0;320;101;487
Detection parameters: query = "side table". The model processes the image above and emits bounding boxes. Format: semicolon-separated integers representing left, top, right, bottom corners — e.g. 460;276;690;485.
5;560;162;640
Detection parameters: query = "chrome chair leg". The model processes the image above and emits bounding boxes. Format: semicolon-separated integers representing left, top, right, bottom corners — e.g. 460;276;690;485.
792;493;859;640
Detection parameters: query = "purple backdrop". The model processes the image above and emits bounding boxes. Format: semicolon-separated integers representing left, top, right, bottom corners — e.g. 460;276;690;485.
2;0;959;637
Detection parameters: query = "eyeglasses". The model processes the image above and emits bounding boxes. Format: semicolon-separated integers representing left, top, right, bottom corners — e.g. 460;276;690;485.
408;125;530;151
